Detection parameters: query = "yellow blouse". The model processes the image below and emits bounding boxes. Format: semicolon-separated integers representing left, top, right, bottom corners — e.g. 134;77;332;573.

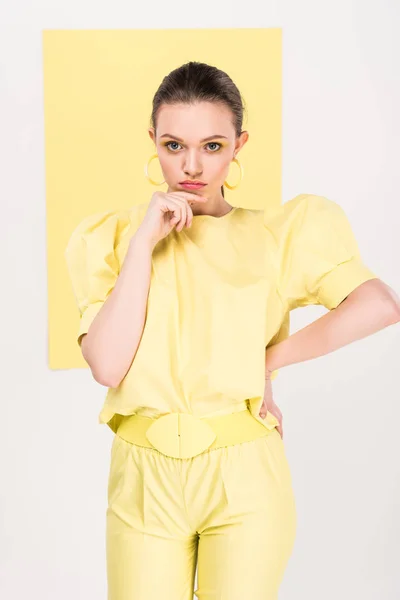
65;193;377;433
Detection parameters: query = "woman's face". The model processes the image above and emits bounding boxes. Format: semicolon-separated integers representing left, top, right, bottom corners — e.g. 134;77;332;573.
148;101;248;201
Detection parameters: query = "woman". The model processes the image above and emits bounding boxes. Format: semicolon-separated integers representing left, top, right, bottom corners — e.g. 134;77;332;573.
65;61;399;599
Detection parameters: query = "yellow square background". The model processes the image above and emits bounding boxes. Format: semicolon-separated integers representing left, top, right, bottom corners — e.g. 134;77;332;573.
43;28;282;369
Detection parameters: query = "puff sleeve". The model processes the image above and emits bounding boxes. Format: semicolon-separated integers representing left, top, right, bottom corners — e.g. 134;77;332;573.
266;194;378;311
64;209;132;347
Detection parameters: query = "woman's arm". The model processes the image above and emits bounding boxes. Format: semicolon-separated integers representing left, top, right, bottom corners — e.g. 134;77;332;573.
265;279;400;373
81;232;156;388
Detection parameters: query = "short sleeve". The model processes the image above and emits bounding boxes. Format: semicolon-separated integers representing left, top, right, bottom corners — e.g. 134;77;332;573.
64;208;133;347
265;194;378;311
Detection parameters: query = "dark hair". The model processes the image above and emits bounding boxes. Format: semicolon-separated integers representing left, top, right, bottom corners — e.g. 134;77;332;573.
150;61;247;198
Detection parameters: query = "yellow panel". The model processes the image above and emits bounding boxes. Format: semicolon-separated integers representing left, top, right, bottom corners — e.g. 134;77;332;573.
43;28;282;368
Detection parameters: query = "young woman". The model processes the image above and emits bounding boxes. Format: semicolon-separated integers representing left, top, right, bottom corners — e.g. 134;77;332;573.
65;61;399;600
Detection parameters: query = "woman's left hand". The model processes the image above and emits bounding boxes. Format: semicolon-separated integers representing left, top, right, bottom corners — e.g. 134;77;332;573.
259;377;284;439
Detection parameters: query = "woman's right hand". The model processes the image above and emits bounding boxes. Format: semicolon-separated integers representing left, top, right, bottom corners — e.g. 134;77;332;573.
137;190;209;247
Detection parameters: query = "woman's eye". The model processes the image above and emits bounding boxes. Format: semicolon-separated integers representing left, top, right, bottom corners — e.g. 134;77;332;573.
207;142;221;152
166;141;182;151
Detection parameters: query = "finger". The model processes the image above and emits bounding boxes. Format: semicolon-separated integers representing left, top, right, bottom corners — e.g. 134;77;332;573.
164;201;183;229
167;195;192;230
259;399;267;419
171;190;208;203
177;202;189;231
185;203;193;228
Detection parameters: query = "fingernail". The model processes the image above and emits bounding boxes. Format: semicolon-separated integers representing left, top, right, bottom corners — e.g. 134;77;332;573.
260;413;266;419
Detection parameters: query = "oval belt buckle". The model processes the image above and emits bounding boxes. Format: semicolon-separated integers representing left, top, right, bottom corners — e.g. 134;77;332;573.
145;413;217;459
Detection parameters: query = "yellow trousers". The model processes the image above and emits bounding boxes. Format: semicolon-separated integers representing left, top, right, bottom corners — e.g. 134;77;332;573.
106;408;297;599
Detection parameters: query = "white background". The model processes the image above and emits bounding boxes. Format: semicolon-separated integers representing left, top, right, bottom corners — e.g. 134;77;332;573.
1;1;399;598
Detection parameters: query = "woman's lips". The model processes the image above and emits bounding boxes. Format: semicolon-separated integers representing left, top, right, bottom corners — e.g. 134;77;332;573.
179;182;206;190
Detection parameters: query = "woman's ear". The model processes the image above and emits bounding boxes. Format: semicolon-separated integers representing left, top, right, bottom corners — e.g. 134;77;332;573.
235;130;249;154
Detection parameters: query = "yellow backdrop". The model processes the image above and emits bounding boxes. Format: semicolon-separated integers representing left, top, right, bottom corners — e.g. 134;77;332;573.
42;28;282;369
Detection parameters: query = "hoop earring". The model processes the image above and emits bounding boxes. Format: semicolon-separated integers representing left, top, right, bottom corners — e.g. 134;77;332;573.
144;153;166;186
223;157;243;190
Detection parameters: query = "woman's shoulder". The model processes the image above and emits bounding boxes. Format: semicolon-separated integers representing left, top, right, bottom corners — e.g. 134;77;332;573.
65;202;149;257
232;195;338;239
263;193;348;239
265;192;338;218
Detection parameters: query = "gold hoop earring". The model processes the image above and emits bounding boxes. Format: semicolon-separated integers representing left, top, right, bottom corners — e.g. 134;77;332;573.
223;157;243;190
144;153;166;186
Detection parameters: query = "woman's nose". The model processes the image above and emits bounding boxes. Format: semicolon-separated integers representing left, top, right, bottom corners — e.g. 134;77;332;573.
183;152;203;176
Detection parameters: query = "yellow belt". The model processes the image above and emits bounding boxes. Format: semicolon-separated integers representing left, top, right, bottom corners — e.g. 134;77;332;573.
116;405;280;459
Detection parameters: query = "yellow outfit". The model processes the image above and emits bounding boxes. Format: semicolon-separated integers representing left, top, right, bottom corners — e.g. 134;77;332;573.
65;193;377;599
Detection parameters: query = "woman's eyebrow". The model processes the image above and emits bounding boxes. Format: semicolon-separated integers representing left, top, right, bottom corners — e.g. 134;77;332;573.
160;133;228;142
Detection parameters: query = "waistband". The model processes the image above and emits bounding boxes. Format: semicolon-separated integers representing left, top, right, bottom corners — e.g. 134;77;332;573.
115;405;280;459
